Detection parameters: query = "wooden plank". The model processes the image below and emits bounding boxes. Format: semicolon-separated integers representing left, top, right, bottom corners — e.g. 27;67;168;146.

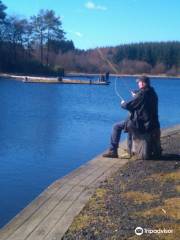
24;186;88;240
5;185;79;240
0;140;132;240
88;161;128;189
43;189;94;240
25;185;87;240
0;164;97;240
43;161;129;240
20;161;117;240
161;125;180;137
4;163;110;240
40;162;127;240
87;155;120;167
0;74;109;85
22;165;112;240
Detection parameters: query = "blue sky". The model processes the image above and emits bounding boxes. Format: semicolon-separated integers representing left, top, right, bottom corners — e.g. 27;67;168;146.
3;0;180;49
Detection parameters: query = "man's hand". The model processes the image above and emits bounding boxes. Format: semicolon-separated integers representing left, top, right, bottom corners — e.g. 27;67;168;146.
121;100;125;105
131;91;136;97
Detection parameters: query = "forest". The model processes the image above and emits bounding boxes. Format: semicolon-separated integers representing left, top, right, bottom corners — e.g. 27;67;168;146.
0;0;180;75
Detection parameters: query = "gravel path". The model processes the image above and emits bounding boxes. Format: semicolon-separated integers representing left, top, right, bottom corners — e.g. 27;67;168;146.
63;129;180;240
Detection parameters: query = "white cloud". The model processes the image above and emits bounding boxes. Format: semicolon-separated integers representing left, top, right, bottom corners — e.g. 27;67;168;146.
85;1;95;9
75;32;83;38
85;1;107;11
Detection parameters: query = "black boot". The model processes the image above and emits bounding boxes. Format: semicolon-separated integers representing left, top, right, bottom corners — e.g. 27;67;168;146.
103;150;118;158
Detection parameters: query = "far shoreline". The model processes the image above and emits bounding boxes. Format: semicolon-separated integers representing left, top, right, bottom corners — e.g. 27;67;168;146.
0;72;180;81
68;72;180;79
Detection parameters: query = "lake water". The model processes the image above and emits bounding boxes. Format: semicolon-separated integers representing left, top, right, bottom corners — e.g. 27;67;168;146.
0;76;180;228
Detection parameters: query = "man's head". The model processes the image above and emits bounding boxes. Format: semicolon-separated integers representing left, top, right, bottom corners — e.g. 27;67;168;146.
136;76;150;89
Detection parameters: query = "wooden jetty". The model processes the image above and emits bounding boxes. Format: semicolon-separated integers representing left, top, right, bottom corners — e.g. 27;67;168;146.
23;78;109;85
0;154;128;240
2;74;109;85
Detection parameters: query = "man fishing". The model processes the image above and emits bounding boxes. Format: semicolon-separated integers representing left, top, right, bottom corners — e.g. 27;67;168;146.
103;75;161;159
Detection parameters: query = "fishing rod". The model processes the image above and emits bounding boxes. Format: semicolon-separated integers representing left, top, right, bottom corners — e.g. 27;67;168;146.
96;47;131;100
114;75;125;101
68;31;131;100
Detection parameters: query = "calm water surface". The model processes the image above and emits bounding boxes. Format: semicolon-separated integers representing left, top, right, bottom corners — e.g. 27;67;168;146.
0;76;180;227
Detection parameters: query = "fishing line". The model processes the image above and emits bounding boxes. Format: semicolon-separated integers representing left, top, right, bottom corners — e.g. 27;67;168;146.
96;48;124;99
114;75;124;101
96;47;131;100
68;31;131;100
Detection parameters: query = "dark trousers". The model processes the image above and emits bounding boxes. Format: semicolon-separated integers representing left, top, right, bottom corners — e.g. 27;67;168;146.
110;121;132;154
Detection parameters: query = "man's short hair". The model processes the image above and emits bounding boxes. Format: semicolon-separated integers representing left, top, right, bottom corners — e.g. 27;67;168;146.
136;76;150;85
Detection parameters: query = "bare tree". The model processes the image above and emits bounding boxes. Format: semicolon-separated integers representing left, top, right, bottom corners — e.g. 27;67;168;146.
31;9;65;66
31;10;46;64
43;10;65;66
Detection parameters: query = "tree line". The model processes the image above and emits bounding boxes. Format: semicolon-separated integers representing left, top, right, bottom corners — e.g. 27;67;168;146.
113;42;180;75
56;42;180;75
0;1;74;74
0;0;180;76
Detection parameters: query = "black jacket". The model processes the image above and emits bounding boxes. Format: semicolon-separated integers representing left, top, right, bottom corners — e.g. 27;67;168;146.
121;86;160;133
